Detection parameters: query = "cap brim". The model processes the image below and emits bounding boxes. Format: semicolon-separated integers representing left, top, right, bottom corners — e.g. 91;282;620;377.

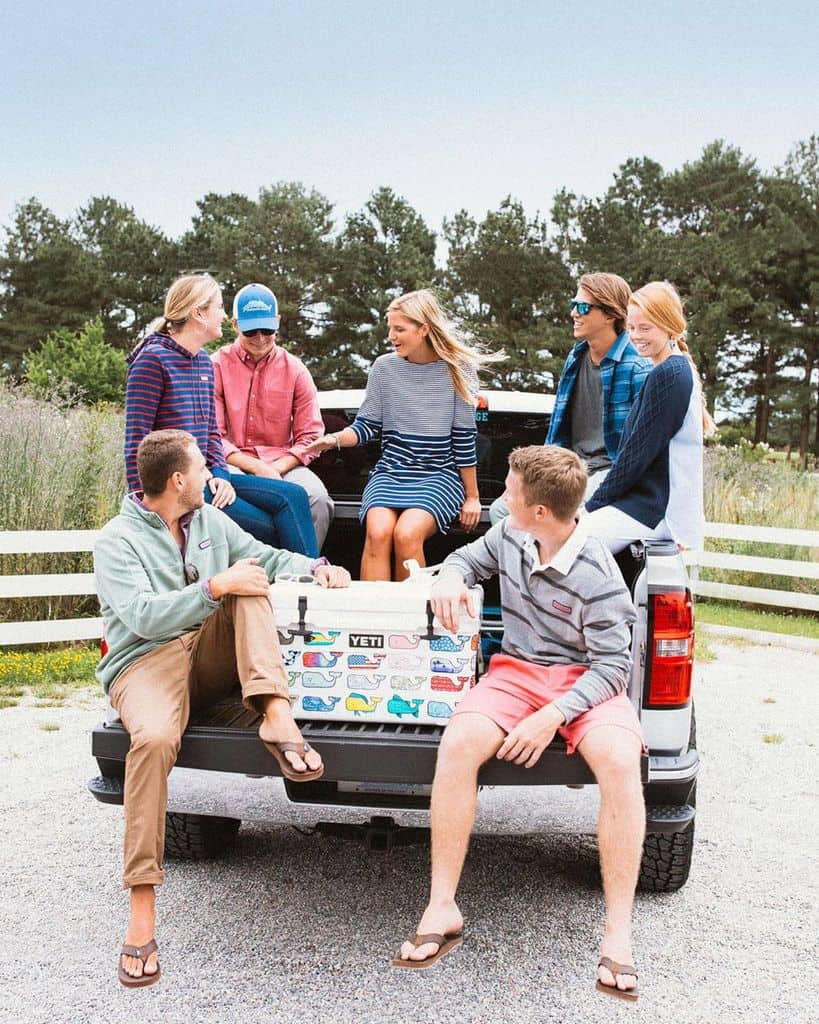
237;315;280;332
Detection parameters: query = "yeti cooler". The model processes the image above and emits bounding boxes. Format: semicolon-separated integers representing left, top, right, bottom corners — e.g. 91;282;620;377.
268;574;483;726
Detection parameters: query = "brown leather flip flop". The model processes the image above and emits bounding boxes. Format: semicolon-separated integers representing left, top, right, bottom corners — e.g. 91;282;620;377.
118;939;160;988
262;739;324;782
391;930;464;970
596;956;639;1002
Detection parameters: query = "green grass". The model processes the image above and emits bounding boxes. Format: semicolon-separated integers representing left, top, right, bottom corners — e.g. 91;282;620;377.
0;645;99;707
695;601;819;640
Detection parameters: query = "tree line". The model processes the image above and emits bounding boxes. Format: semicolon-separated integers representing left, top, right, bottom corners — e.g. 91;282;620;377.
1;137;817;459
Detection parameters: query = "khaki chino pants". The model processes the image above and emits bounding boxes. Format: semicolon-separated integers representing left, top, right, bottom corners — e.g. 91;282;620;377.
109;594;288;889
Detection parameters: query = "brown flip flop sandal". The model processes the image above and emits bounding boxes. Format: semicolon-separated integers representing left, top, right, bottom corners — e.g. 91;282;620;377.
118;939;160;988
262;739;324;782
596;956;638;1002
391;930;464;970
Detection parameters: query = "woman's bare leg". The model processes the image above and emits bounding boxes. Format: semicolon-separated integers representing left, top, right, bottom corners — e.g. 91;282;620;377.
393;508;438;581
360;507;398;580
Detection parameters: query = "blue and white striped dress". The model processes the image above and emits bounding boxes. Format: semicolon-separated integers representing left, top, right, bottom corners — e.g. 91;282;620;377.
350;353;478;534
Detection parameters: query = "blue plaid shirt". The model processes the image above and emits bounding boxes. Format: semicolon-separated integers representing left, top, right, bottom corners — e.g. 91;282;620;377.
546;331;651;459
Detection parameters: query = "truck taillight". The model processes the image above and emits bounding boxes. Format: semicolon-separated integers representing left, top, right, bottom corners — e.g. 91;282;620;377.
647;591;693;707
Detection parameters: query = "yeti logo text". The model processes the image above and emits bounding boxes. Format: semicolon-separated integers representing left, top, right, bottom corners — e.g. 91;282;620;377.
349;633;384;648
242;299;273;312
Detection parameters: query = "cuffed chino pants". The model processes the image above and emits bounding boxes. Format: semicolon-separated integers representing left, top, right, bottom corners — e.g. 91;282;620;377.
109;594;288;888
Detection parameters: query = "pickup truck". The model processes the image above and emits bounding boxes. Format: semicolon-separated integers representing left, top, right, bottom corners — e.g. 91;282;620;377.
89;390;699;892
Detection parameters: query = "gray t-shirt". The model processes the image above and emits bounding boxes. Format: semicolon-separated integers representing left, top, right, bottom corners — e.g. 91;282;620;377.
569;350;610;472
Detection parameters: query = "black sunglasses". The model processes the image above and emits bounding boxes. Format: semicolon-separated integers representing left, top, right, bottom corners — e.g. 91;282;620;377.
570;300;602;315
184;563;200;584
242;328;276;338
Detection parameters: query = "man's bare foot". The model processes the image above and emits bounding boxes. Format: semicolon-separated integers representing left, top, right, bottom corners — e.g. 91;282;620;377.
598;930;637;994
258;696;322;773
397;900;464;963
121;885;158;980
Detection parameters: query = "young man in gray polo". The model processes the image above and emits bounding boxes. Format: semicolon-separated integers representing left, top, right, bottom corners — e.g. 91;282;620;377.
393;445;644;1002
489;272;650;523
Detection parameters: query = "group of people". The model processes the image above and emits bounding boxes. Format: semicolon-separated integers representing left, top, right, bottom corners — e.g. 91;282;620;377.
97;268;710;999
124;269;708;576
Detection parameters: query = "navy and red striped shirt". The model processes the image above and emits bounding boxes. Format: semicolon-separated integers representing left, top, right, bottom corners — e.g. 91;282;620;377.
124;332;227;493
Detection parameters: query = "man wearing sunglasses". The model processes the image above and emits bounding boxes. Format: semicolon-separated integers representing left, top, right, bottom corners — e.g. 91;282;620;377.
212;283;333;548
490;272;650;523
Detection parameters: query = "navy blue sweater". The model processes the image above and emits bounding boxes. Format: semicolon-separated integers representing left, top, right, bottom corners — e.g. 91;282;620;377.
586;357;694;528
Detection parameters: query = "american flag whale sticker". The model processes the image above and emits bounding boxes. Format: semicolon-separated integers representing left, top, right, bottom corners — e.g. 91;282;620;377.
347;653;386;670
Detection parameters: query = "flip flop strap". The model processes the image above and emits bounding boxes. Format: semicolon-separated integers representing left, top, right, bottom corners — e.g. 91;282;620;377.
411;931;461;947
122;939;157;962
275;741;312;754
598;957;637;979
411;932;446;947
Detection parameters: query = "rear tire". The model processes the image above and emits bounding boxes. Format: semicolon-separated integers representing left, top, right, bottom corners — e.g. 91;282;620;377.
638;821;695;892
163;813;240;860
639;704;697;892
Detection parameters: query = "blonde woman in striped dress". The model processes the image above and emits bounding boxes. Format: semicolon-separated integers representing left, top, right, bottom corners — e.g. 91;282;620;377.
307;290;498;580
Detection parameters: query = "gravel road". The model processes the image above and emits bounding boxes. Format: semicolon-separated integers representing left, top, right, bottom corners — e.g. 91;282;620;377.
1;638;817;1024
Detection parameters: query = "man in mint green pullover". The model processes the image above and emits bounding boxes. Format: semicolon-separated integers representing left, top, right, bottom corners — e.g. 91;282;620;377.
94;429;350;988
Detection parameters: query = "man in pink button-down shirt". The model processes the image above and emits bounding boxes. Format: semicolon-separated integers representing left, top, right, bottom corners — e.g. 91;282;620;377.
212;283;334;547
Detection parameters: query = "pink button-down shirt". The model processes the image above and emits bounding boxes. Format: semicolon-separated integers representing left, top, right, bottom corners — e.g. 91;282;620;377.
212;340;324;465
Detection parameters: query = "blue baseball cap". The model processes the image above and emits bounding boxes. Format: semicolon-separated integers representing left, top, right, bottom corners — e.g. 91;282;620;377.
233;283;280;332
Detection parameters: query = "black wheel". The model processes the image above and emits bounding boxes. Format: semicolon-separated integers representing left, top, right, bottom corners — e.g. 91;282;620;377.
638;820;695;893
638;703;697;892
164;813;241;860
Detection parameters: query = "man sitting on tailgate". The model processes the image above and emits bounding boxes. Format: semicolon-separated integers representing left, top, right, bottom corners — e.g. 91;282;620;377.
392;445;644;1003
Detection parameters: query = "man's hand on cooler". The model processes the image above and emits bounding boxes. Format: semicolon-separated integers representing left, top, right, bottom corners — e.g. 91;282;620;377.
430;570;473;632
314;564;351;589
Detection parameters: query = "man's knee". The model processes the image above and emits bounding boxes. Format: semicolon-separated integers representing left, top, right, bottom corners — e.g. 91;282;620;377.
582;727;642;785
437;714;498;771
129;723;181;764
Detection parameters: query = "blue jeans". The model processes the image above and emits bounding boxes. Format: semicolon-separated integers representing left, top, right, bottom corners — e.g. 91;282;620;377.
206;469;318;557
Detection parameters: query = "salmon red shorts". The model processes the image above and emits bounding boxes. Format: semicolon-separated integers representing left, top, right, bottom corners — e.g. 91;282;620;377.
454;653;644;755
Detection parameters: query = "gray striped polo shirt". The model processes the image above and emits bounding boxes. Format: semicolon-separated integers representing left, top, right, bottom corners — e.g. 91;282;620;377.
441;518;636;723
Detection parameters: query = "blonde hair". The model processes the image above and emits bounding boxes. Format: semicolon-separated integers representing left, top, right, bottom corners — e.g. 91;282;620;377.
508;445;587;522
579;272;632;335
145;274;221;338
387;289;504;403
629;281;716;435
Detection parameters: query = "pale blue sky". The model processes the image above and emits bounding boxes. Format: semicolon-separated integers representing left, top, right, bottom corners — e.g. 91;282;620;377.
1;0;816;239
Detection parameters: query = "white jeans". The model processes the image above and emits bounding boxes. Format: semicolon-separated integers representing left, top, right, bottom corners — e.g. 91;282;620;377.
584;505;672;555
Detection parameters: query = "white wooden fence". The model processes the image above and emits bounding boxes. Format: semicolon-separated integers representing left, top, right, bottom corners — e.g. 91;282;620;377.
0;531;101;646
1;523;818;646
684;523;819;613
